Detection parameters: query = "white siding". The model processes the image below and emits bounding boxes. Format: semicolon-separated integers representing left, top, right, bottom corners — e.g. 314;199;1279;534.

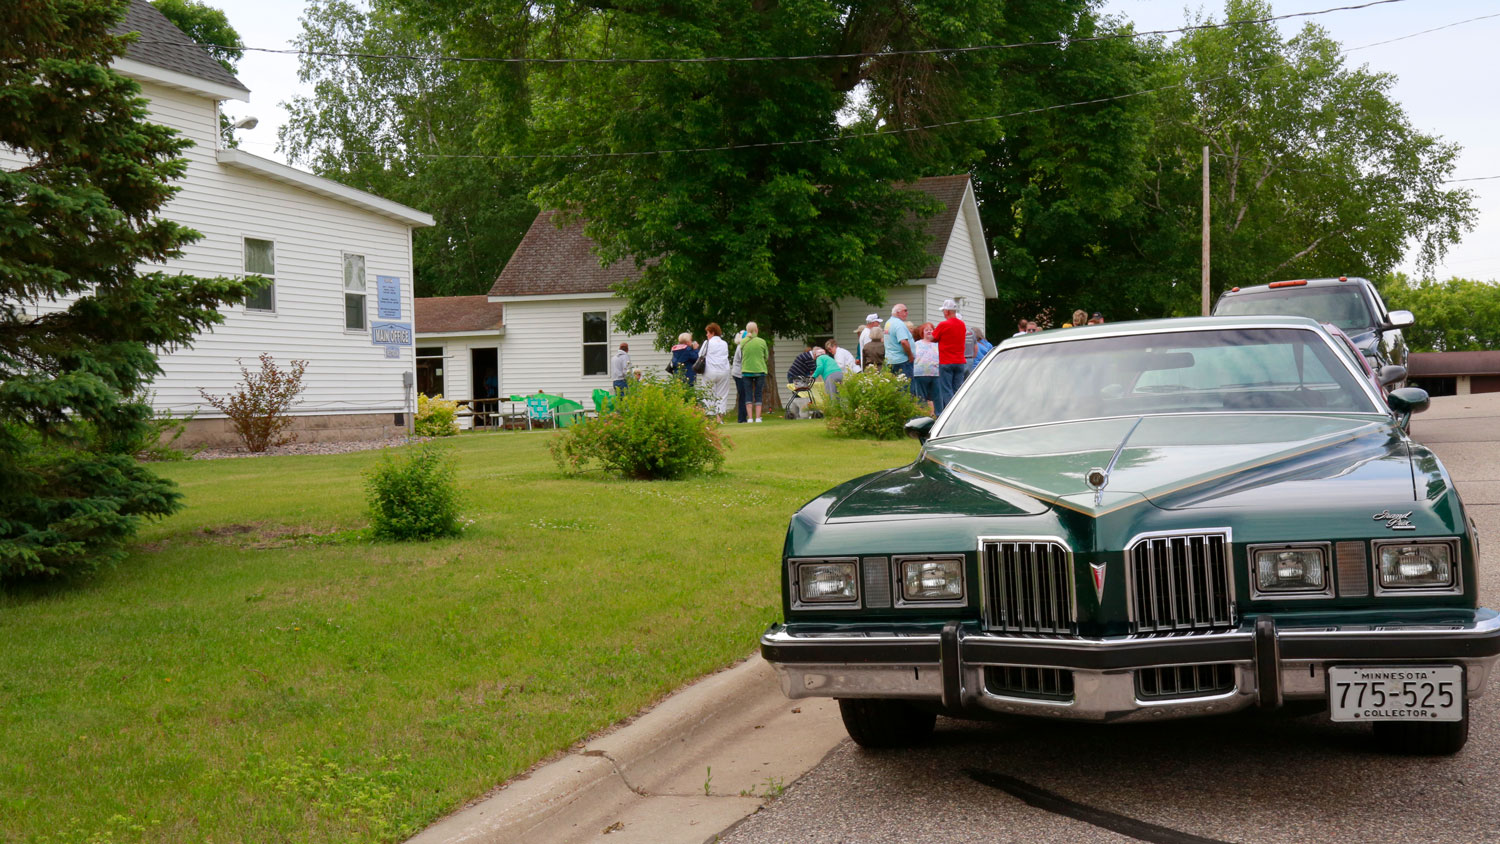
923;202;988;342
497;297;672;405
416;337;505;429
3;81;420;419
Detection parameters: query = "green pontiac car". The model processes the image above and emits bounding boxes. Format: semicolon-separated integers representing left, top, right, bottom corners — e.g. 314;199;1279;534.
761;316;1498;754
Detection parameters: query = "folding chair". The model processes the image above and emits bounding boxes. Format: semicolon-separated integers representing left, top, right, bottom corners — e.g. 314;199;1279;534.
525;394;555;429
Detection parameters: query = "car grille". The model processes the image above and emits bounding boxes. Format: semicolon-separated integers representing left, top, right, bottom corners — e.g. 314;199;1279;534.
981;540;1075;634
984;666;1075;701
1136;663;1237;699
1127;532;1235;633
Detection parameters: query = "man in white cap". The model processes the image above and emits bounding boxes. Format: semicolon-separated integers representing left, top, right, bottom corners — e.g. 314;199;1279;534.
855;313;880;366
931;298;967;414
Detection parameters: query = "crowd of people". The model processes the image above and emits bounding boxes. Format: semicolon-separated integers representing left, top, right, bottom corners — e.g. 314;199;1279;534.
612;301;1107;424
1012;309;1105;336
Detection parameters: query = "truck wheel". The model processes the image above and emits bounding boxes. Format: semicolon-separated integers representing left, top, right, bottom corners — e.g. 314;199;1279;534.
1373;717;1469;755
837;698;936;748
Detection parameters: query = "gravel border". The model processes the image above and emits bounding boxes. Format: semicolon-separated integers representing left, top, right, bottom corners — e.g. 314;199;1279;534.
191;436;431;460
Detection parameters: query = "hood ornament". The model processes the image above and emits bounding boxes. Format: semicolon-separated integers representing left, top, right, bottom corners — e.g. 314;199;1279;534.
1373;509;1415;530
1090;416;1144;506
1090;563;1107;603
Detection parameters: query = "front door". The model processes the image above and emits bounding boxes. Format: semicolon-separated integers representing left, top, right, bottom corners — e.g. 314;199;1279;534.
471;347;500;427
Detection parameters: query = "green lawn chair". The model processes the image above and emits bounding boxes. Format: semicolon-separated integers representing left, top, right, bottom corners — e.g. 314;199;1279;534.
524;394;554;429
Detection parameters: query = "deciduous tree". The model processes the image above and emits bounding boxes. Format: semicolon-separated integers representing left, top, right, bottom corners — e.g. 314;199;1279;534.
1380;273;1500;353
280;0;537;298
1133;0;1473;316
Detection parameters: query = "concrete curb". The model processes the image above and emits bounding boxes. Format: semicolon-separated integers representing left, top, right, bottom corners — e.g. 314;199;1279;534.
406;653;844;844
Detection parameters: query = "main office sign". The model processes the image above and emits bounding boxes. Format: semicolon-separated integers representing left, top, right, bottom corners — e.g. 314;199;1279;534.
371;321;413;348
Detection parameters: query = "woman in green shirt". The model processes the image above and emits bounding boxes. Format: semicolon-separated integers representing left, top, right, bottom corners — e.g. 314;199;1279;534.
812;346;844;401
739;322;769;423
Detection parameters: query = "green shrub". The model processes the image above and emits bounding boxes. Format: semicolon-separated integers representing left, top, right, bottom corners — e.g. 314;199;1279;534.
824;367;931;440
364;445;463;541
414;394;460;437
550;377;728;479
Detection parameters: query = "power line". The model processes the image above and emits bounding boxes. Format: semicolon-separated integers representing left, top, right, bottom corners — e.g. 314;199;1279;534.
1340;9;1500;51
270;9;1493;164
137;0;1411;67
1204;150;1497;186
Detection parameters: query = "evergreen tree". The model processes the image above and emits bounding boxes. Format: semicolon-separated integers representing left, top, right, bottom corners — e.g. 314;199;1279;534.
0;0;256;579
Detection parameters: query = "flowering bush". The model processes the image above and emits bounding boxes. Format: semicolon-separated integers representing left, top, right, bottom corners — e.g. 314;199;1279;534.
365;445;463;541
414;394;459;437
550;377;728;479
824;367;931;440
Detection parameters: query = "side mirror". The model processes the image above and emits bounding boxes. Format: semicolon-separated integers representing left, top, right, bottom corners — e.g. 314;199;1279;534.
1384;310;1415;330
905;416;935;442
1387;386;1430;416
1377;364;1407;388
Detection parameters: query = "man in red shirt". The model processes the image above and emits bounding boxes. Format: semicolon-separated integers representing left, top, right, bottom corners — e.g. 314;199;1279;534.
932;299;967;415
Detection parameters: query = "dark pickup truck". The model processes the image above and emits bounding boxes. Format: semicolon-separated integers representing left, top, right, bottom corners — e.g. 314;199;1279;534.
1214;277;1414;377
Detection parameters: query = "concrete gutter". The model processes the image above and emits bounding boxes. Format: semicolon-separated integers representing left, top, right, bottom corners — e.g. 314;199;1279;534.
406;654;844;844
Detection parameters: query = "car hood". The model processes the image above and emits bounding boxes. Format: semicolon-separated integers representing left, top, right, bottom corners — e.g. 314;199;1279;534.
828;414;1412;522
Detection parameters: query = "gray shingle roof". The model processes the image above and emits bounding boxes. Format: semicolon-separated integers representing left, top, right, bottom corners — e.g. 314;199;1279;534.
489;175;972;298
114;0;249;94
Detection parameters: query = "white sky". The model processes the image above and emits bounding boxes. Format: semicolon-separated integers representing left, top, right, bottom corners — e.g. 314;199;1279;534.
213;0;1500;283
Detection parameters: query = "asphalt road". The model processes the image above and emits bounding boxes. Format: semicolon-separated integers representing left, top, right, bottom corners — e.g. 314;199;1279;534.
719;394;1500;844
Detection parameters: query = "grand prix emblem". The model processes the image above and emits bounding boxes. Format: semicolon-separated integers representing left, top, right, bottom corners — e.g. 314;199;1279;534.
1373;510;1416;531
1090;563;1107;603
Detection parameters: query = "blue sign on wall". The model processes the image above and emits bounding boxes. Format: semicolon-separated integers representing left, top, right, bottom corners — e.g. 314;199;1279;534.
371;321;413;347
377;275;402;319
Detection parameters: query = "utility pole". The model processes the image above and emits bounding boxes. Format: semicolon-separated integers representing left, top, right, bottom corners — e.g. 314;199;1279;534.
1201;145;1211;316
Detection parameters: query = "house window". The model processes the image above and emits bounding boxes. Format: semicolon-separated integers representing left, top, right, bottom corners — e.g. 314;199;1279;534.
243;238;275;311
343;253;366;330
582;311;608;376
416;346;445;397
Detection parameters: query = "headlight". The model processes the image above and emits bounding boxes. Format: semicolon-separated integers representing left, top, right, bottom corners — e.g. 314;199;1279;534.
899;557;964;602
1252;546;1328;594
795;561;858;604
1377;542;1455;590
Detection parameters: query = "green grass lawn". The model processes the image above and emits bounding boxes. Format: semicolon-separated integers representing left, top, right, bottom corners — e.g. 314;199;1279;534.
0;420;916;844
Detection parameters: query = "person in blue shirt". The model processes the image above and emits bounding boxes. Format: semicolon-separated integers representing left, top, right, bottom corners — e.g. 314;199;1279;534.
668;332;699;386
972;326;993;370
883;303;915;388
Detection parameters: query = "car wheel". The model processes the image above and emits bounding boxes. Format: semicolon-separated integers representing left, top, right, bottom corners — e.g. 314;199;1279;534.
837;698;936;748
1372;717;1470;755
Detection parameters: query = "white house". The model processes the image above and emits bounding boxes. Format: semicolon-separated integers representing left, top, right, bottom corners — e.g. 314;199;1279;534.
1;1;435;446
415;174;995;420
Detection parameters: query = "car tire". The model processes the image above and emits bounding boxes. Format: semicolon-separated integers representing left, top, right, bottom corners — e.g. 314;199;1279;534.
1372;717;1469;755
837;698;936;748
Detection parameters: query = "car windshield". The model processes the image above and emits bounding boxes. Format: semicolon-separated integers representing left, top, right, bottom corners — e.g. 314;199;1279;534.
940;328;1381;435
1214;286;1373;332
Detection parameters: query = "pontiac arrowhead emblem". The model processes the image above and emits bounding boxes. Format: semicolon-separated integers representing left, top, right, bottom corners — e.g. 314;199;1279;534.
1090;563;1107;603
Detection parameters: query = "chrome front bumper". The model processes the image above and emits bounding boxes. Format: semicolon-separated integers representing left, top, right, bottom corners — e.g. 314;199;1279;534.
760;612;1500;723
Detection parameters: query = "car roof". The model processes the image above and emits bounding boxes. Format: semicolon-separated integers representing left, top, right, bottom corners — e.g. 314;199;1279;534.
1220;277;1372;296
999;314;1326;349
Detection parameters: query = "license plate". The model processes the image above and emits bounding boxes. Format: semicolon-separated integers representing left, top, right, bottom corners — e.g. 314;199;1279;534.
1328;665;1464;722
